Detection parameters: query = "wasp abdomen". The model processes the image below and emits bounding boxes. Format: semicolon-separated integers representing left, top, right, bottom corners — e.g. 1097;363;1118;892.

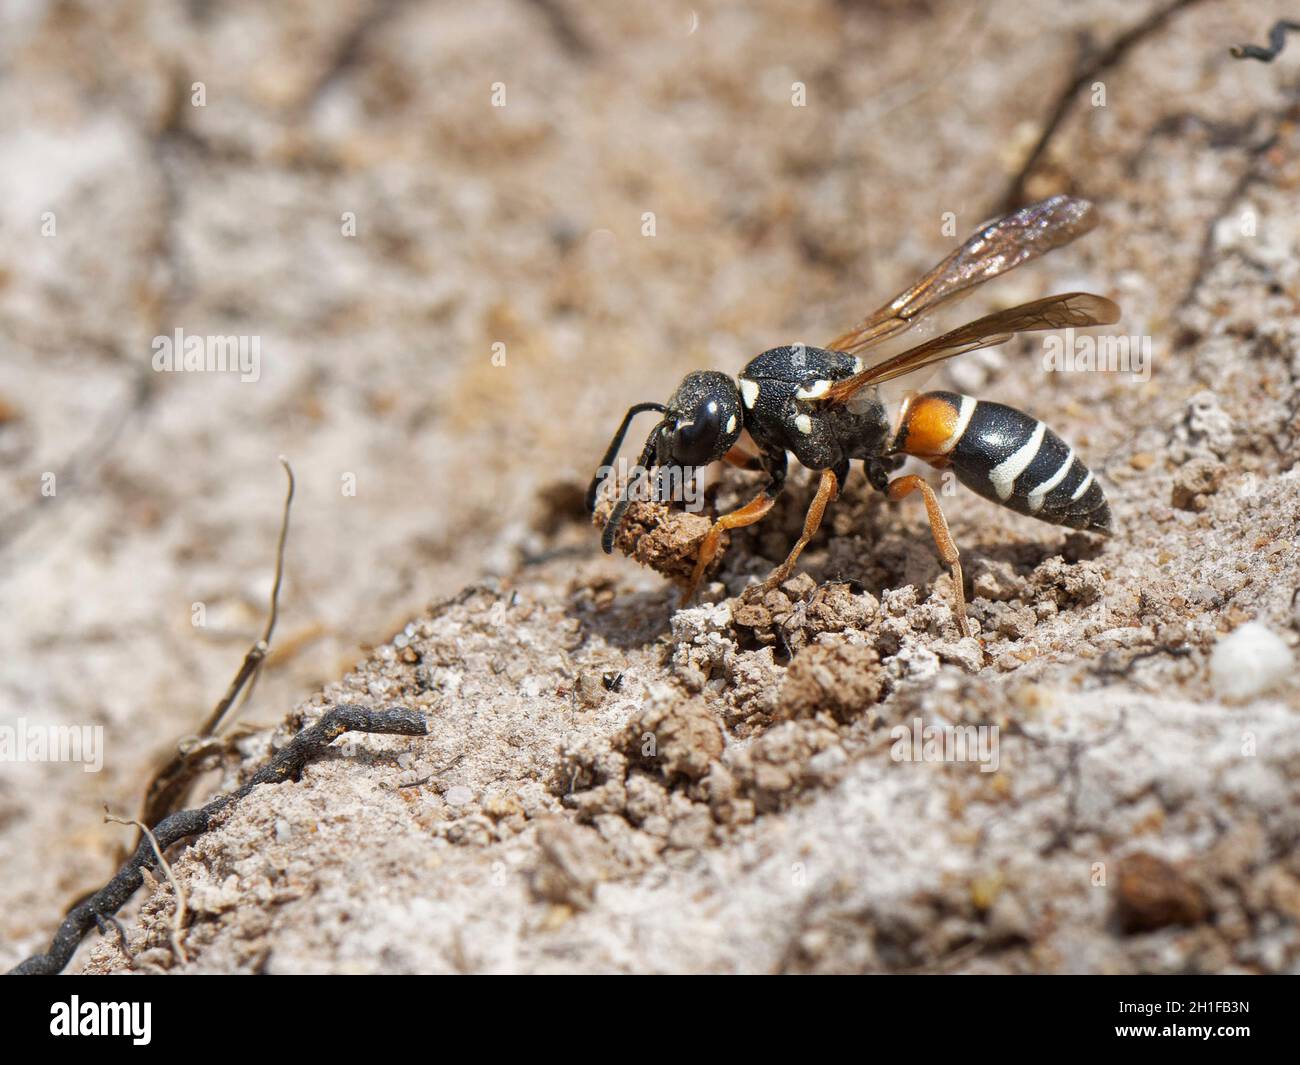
895;391;1110;533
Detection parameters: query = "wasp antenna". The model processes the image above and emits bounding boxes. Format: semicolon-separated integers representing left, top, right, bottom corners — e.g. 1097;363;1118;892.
601;497;634;554
586;402;667;513
600;421;665;553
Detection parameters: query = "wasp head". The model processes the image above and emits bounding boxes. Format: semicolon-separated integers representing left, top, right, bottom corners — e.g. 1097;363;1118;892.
588;371;743;554
662;370;743;467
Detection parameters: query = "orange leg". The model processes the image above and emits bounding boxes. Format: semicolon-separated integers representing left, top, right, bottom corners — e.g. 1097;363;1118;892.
759;468;840;591
887;475;971;638
722;444;761;470
683;492;776;605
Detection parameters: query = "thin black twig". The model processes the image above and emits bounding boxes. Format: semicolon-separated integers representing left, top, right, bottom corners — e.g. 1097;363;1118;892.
9;703;427;976
1092;644;1193;681
1231;20;1300;62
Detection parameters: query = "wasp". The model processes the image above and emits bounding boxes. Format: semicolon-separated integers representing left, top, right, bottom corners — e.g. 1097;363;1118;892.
586;196;1119;638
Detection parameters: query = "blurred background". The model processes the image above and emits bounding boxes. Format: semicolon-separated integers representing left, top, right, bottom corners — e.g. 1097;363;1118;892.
1;0;1295;967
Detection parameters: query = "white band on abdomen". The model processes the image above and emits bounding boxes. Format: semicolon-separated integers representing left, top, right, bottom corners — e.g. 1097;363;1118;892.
935;395;977;454
1028;448;1073;513
989;420;1046;501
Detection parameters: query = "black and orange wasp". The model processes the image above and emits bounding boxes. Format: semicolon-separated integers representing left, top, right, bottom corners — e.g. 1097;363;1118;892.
587;195;1119;637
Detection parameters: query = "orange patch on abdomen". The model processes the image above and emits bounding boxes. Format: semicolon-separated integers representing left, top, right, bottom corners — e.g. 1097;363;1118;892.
900;394;961;460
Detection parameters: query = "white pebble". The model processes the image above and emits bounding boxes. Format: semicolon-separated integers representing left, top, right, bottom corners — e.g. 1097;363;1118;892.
1209;622;1293;702
444;785;474;806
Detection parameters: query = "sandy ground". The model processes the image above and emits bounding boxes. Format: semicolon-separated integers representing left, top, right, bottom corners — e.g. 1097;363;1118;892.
2;0;1298;973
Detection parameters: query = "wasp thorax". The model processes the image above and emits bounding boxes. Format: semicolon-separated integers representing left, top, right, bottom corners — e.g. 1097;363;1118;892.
663;370;742;466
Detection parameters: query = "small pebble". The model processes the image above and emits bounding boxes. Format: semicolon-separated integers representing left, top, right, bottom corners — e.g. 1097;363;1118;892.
1209;622;1294;702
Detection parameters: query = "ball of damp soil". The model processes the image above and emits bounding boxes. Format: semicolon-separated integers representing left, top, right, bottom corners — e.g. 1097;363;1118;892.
592;498;720;587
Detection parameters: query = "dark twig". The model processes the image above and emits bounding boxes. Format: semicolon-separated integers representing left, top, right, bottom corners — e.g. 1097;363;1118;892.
9;704;427;976
139;458;296;829
1001;0;1206;212
1092;644;1193;680
1231;20;1300;62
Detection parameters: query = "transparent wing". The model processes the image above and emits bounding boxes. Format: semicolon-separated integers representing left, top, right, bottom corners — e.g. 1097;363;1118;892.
826;195;1100;357
824;292;1120;400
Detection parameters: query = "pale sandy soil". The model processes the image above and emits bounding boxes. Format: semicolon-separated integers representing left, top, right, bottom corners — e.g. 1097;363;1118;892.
1;0;1298;973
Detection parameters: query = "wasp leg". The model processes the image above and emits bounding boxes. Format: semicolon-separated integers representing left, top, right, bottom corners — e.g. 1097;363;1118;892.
683;492;776;605
722;444;761;470
683;448;787;605
759;464;847;591
887;474;970;638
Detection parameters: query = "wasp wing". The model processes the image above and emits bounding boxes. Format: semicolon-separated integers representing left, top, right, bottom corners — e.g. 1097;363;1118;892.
823;292;1120;400
826;195;1100;356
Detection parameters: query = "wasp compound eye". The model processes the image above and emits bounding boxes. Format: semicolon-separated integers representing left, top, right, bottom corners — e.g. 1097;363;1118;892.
664;371;742;467
671;404;724;466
